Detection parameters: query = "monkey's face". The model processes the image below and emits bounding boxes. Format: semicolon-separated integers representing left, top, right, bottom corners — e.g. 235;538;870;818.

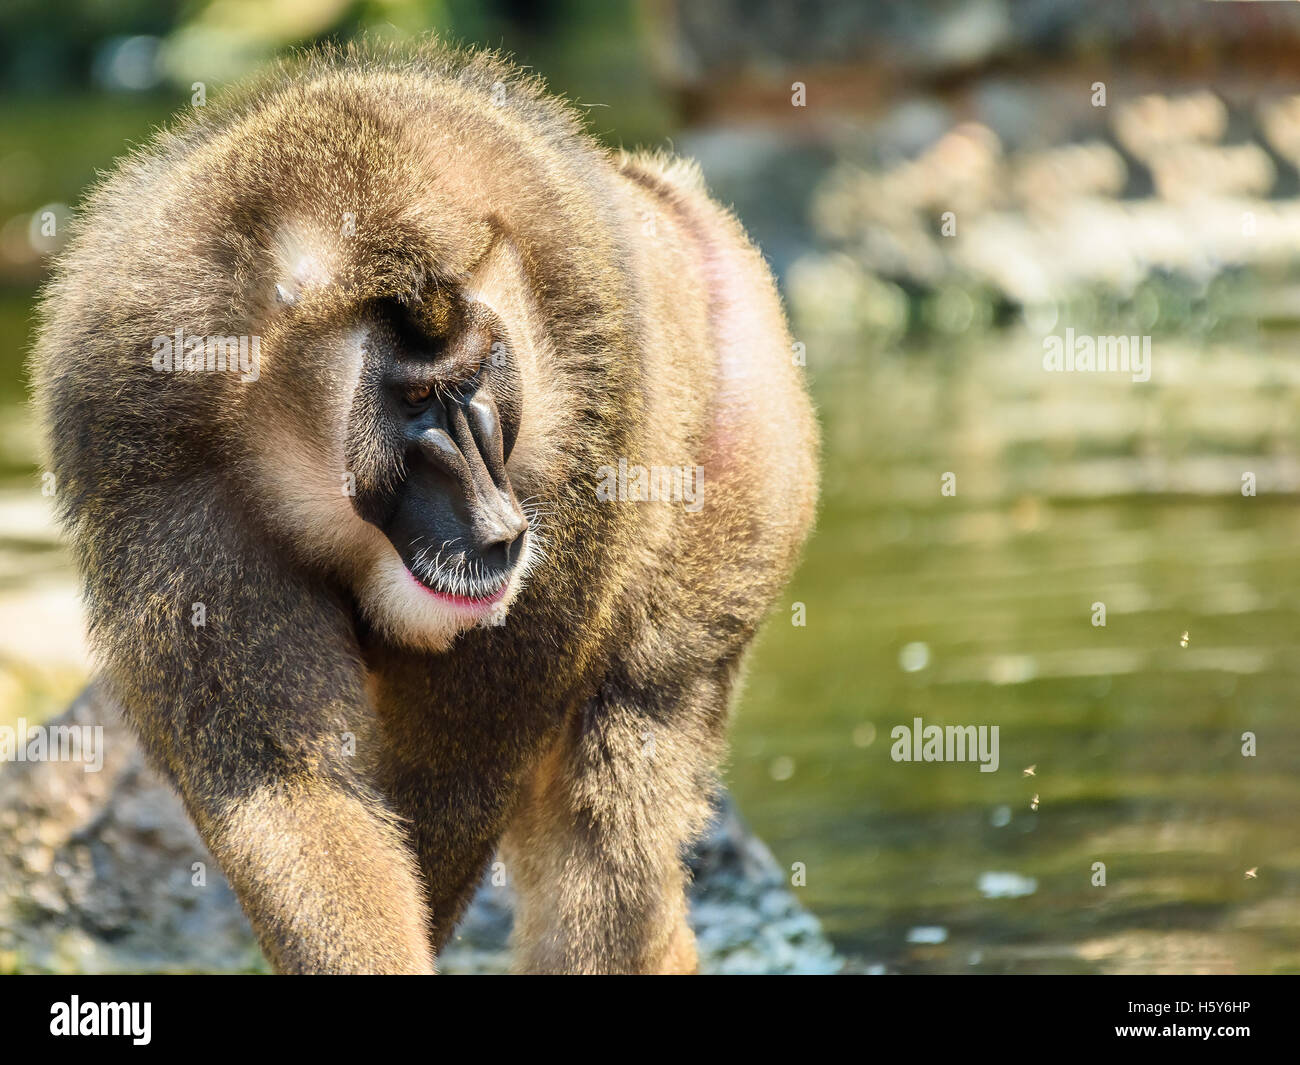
343;291;533;642
246;217;568;655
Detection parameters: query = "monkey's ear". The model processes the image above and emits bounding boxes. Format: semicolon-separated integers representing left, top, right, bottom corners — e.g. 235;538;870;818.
460;227;528;327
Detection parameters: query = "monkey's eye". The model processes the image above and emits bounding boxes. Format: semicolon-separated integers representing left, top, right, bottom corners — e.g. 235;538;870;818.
402;384;435;412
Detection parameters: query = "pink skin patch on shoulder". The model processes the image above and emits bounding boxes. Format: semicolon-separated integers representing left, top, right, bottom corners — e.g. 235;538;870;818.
687;214;779;473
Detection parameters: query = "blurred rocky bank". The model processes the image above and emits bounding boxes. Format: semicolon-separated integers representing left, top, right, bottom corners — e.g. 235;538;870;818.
650;0;1300;350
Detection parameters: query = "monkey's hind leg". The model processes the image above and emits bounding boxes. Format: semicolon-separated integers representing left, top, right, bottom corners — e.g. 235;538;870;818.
501;671;729;974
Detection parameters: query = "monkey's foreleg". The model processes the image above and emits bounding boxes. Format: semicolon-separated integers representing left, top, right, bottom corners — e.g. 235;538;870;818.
87;510;437;974
501;675;727;974
191;775;436;974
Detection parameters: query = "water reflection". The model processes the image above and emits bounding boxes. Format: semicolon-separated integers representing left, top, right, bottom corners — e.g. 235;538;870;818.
728;331;1300;974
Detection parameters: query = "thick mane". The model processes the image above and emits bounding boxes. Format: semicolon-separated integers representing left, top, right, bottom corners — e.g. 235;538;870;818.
31;37;637;520
158;38;595;174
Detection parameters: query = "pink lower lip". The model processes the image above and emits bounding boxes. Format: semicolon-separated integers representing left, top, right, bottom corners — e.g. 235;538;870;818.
406;570;508;610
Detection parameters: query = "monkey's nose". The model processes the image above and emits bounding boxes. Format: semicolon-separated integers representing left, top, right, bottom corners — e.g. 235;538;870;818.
476;497;529;570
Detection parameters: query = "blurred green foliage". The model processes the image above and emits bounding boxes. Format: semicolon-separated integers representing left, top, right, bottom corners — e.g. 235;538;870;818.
0;0;673;150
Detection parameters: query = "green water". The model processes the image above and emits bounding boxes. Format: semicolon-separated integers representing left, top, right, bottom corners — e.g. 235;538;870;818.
728;334;1300;973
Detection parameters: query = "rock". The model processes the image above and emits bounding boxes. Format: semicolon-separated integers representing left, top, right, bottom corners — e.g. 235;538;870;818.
0;684;841;975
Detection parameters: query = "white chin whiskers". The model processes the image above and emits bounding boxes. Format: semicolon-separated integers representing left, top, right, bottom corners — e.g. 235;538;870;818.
358;534;535;650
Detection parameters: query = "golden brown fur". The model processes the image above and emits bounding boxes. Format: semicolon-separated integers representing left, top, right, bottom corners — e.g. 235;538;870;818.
31;40;817;974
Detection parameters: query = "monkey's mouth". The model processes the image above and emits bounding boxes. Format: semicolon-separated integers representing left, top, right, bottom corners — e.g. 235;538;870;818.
396;532;529;615
405;567;510;610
